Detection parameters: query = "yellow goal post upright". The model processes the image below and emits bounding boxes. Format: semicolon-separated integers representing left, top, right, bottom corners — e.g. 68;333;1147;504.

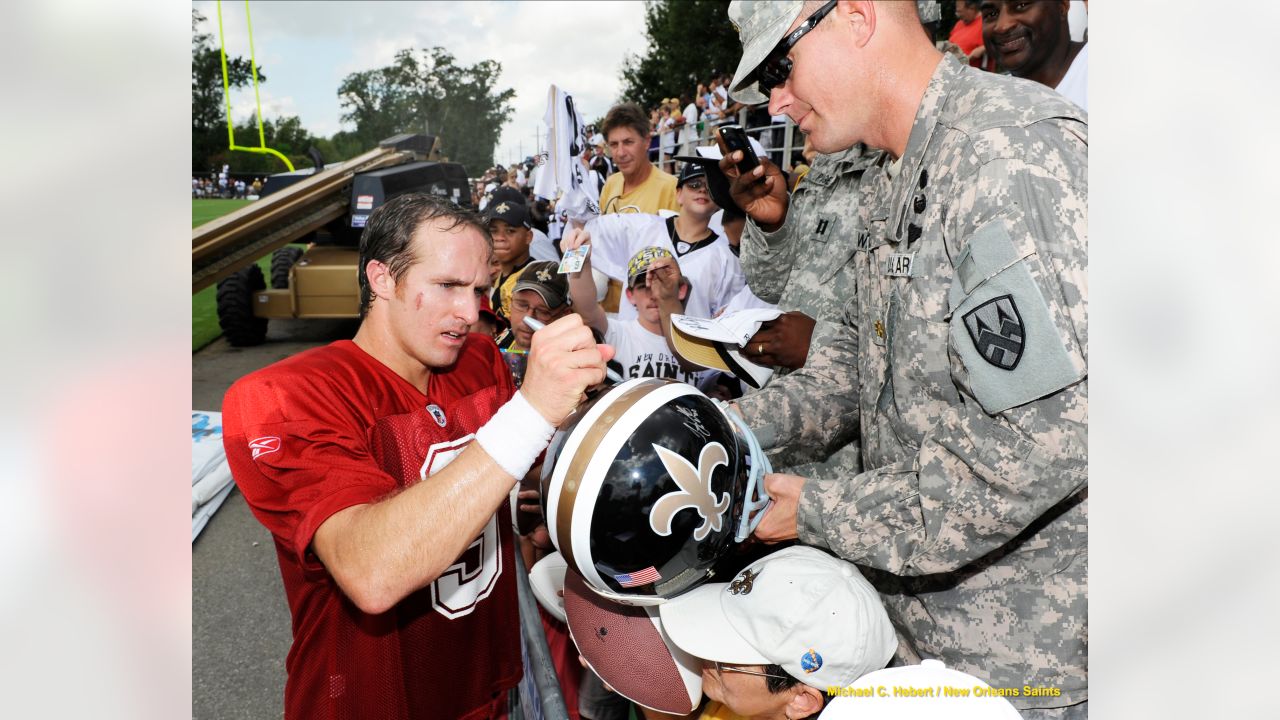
215;0;295;172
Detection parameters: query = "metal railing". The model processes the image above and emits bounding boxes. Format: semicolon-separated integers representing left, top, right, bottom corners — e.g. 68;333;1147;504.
653;107;804;176
510;551;572;720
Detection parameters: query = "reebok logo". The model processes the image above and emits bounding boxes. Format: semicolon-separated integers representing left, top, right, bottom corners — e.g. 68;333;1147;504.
249;436;281;459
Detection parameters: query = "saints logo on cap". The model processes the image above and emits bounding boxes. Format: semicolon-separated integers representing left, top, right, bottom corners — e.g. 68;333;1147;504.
495;202;510;214
536;267;552;282
729;568;758;595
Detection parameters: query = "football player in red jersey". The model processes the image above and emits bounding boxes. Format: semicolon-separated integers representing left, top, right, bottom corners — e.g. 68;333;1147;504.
222;193;612;720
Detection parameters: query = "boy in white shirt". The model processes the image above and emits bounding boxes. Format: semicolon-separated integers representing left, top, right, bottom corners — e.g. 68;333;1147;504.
563;243;708;388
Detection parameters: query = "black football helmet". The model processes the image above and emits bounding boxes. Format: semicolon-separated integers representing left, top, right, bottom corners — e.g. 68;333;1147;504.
541;377;771;605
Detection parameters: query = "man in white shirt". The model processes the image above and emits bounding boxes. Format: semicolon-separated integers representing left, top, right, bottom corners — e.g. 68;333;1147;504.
981;0;1087;110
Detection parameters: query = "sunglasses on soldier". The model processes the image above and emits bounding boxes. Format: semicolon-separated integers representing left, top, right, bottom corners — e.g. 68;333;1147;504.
756;0;837;92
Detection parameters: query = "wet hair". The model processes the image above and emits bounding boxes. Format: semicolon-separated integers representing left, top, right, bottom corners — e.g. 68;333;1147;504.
357;193;491;317
602;102;651;141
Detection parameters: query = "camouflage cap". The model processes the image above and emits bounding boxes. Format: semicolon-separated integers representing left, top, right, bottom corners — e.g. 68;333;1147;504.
917;0;941;24
726;0;804;105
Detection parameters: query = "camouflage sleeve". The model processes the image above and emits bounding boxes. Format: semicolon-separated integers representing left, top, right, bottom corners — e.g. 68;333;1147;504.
738;216;798;304
798;127;1088;576
736;316;860;468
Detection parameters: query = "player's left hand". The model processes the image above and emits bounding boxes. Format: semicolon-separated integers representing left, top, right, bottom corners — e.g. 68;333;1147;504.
751;473;804;543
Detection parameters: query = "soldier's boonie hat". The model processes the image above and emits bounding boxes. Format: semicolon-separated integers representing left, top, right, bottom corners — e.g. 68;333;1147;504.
727;0;805;105
917;0;941;24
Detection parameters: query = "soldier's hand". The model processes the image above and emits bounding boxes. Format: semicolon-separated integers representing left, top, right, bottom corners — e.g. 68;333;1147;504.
745;312;817;370
718;152;789;232
521;314;615;426
752;473;803;543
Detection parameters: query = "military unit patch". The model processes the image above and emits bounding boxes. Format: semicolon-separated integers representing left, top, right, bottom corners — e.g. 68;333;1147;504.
962;294;1025;370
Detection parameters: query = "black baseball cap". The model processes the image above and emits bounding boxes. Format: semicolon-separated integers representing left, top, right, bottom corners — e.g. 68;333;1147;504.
676;161;708;188
483;199;531;229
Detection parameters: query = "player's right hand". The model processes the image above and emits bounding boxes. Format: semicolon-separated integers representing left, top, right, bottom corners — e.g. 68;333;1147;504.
521;314;614;426
719;152;789;231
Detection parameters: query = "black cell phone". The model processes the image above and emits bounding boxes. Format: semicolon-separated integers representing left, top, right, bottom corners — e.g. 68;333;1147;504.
717;124;760;174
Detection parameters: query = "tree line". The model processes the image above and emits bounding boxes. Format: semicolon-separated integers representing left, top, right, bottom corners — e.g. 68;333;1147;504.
193;1;859;179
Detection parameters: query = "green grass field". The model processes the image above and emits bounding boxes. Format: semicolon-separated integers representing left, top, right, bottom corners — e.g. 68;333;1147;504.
193;199;270;351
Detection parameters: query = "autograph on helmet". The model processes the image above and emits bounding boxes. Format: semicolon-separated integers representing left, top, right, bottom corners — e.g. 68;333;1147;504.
650;442;731;541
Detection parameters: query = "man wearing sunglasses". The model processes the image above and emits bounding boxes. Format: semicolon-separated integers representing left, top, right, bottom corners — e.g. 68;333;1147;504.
721;2;1088;719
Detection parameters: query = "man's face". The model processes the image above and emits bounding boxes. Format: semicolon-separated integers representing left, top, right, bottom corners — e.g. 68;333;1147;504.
607;126;647;178
489;218;532;265
957;0;978;23
626;280;661;324
764;3;863;154
508;289;570;349
382;223;491;369
980;0;1069;77
700;662;793;719
677;177;718;219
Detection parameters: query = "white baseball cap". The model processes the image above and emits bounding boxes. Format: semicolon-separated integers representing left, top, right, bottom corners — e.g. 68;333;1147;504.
819;659;1024;719
658;545;896;689
529;551;569;624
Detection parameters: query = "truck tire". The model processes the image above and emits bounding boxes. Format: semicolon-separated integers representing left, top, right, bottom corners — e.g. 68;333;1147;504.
270;246;304;289
216;265;268;347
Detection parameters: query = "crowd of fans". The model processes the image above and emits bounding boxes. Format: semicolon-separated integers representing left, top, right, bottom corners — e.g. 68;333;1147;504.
192;163;264;199
219;2;1090;720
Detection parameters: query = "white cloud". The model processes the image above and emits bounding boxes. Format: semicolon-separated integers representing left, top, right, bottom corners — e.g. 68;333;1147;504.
193;0;654;168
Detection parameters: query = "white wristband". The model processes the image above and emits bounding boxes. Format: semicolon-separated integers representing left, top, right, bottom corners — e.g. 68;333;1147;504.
475;390;556;481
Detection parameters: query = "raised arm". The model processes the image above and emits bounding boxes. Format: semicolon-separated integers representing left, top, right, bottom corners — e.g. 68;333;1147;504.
561;226;609;336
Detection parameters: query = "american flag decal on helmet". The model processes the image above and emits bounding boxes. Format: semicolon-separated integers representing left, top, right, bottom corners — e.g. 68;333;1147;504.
614;566;661;588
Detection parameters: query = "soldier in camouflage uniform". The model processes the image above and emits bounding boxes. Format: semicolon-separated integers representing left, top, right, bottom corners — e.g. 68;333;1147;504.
736;145;878;478
722;2;1088;717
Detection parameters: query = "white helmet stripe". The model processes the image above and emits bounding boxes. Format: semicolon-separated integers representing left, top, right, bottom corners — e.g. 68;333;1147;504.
568;380;702;595
545;378;651;555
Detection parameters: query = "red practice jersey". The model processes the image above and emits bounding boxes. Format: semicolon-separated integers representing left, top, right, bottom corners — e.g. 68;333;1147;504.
222;336;522;720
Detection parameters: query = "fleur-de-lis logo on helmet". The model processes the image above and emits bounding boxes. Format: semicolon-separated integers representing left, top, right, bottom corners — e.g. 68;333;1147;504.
649;442;731;541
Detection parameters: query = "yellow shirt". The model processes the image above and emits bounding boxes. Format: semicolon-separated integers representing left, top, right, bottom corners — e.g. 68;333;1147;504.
599;165;680;216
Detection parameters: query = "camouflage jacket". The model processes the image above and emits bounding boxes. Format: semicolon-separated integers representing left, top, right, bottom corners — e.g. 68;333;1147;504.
738;144;880;475
742;56;1089;709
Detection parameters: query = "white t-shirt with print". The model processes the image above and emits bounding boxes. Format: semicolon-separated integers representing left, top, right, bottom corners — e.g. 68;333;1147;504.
604;316;710;388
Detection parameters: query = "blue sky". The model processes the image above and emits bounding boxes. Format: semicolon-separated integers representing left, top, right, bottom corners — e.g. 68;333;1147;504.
193;1;651;166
